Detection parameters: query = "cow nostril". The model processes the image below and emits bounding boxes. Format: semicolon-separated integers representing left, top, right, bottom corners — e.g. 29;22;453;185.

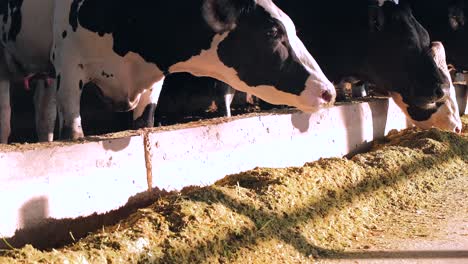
455;127;461;134
321;90;333;103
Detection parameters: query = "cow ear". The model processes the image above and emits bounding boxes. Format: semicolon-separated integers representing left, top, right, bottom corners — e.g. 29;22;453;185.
203;0;255;33
430;41;448;70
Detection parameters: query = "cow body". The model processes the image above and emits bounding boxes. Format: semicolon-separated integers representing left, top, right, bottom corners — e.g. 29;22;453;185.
50;0;336;140
276;0;462;132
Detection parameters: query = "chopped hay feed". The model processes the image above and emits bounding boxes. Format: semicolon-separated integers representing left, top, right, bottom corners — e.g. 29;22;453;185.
0;116;467;264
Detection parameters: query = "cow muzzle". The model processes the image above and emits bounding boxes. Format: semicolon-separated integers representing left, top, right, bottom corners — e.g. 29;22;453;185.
297;76;336;112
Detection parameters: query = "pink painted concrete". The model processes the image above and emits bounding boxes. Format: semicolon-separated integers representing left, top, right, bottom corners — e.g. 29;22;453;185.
0;136;148;237
147;98;409;190
0;98;410;238
455;85;467;115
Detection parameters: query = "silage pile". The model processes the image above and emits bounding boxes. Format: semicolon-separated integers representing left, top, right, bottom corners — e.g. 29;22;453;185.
0;117;467;263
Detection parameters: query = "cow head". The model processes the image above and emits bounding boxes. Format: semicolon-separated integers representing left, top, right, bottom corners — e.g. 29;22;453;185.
448;0;466;31
442;0;468;70
73;0;335;113
368;2;460;132
174;0;336;112
390;42;462;133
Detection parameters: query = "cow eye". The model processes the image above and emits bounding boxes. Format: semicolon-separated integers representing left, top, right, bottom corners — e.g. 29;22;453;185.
267;27;279;38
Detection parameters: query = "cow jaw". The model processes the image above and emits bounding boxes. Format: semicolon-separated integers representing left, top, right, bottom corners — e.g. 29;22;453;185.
169;33;298;108
390;92;462;133
390;40;462;133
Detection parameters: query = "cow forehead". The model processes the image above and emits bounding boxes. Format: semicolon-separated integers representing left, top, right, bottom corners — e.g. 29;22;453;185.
256;0;296;34
255;0;318;72
378;0;399;6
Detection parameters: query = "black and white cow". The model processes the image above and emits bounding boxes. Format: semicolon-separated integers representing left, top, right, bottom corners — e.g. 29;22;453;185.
276;0;462;132
404;0;468;114
0;0;153;144
0;0;57;143
50;0;336;140
0;0;160;142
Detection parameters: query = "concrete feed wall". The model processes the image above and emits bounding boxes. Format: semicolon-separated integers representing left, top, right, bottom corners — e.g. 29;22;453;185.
0;99;410;238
